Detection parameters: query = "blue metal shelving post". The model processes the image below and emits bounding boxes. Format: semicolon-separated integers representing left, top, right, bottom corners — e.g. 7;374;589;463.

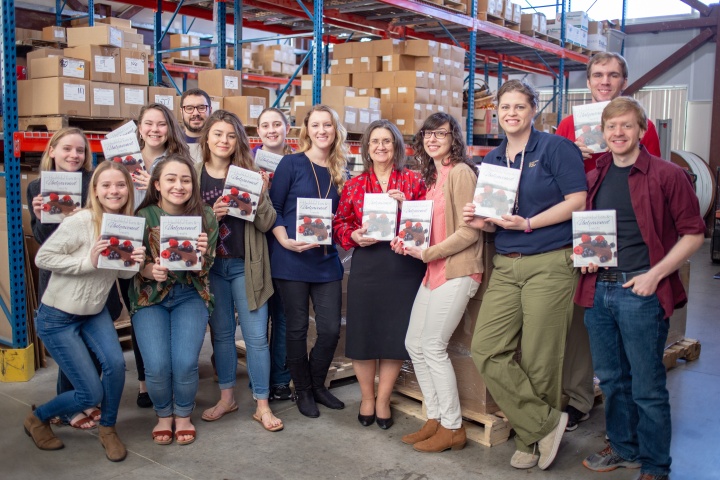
1;0;28;348
234;0;242;70
466;0;477;147
311;0;323;105
154;0;163;85
557;0;566;123
216;0;226;69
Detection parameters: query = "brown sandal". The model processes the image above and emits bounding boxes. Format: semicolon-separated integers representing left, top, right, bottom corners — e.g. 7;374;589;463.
253;407;284;432
69;413;95;430
201;399;238;422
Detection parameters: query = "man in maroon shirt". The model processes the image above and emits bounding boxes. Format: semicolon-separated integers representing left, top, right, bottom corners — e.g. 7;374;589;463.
576;97;704;480
557;52;662;433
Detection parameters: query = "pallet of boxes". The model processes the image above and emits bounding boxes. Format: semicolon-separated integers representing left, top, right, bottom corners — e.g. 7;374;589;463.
195;68;267;127
18;18;152;130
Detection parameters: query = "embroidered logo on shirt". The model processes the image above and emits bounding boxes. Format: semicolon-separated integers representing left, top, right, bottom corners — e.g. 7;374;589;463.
529;160;539;168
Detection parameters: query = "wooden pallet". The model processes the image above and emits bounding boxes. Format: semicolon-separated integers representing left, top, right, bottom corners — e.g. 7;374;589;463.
241;67;265;75
165;57;212;67
16;39;67;49
113;317;133;350
663;338;701;370
19;115;127;133
522;30;550;42
391;390;512;447
478;12;505;28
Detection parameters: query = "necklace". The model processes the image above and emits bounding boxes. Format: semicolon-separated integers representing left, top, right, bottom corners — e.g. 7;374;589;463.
505;143;526;214
309;159;333;199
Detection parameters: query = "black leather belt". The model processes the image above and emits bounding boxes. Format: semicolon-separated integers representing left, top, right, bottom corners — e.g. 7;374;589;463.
500;245;571;259
597;270;649;283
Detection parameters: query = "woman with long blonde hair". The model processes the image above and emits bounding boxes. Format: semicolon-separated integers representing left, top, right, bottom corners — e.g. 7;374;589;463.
268;104;348;418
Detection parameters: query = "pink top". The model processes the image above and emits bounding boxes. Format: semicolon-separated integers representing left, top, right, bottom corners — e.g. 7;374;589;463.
422;163;481;290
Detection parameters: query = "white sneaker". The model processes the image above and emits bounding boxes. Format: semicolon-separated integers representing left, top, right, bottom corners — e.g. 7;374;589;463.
538;412;568;470
510;450;539;469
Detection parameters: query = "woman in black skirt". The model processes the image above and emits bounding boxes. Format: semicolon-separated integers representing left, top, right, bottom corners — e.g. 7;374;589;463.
333;120;426;429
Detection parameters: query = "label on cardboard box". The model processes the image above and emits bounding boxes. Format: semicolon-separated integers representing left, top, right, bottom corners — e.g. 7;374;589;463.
295;101;306;107
397;119;406;126
95;55;116;73
249;104;263;119
398;87;408;94
360;57;370;63
109;28;123;48
211;100;221;111
224;76;239;90
61;59;85;78
381;88;390;95
345;110;357;124
64;83;86;101
359;110;370;123
154;95;174;109
345;58;354;65
125;88;144;105
54;28;64;39
125;57;145;75
94;88;115;105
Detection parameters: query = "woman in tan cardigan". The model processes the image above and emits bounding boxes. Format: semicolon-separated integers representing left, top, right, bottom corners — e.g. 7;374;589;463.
193;110;283;431
394;112;483;453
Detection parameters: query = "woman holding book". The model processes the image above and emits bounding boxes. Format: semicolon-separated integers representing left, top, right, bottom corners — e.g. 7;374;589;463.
253;107;293;402
26;128;122;430
269;105;348;418
332;120;426;430
24;160;144;462
395;112;483;453
465;80;586;470
130;155;218;446
196;110;283;431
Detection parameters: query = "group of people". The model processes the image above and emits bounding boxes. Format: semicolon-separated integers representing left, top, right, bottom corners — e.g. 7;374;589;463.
22;53;703;480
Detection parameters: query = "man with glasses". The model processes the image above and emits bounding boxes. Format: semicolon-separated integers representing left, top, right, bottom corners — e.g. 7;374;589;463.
180;88;212;163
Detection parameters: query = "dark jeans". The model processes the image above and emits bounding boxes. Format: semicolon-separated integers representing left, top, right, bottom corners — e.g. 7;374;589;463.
275;279;341;390
118;277;146;382
268;280;291;387
585;280;671;477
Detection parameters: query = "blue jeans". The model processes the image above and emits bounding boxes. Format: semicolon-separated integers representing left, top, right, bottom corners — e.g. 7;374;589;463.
210;258;270;399
34;304;125;427
132;283;209;417
584;280;671;476
268;280;291;387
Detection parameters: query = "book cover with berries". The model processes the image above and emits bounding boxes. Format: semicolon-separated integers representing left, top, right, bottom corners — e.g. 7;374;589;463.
97;213;146;271
40;171;83;224
254;149;283;175
473;162;520;219
159;216;203;271
105;120;137;139
296;198;332;245
572;210;618;267
222;165;263;222
100;133;146;185
572;101;610;153
361;193;398;241
398;200;433;250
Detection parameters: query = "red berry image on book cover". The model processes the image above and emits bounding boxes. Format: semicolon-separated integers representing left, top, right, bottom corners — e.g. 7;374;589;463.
572;210;618;267
40;171;83;224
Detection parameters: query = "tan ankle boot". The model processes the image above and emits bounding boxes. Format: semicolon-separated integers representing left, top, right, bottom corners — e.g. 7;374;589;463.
99;425;127;462
401;418;440;445
413;424;466;453
24;410;64;450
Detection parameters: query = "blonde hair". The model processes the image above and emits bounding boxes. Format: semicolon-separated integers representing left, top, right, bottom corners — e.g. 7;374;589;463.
86;160;135;237
298;105;348;194
40;127;93;172
601;97;648;132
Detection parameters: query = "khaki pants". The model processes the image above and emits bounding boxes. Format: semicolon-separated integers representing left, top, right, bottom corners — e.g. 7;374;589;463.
471;249;577;451
562;305;596;413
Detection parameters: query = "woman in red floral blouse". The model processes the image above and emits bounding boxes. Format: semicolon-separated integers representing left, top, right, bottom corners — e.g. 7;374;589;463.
332;119;426;430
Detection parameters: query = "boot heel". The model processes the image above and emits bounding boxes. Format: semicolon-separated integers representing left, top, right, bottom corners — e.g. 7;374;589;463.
451;443;466;451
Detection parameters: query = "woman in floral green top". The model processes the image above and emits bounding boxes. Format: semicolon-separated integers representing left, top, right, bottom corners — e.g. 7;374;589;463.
130;154;218;446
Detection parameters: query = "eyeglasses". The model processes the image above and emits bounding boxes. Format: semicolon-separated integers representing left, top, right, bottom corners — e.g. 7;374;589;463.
182;105;209;114
422;129;449;139
369;139;393;146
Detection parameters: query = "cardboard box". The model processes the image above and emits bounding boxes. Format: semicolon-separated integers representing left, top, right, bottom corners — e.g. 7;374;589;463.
26;47;64;79
666;261;690;347
122;32;145;47
559;11;590;31
169;34;200;60
392;70;428;89
324;73;352;87
30;57;87;80
224;96;266;126
120;85;147;119
332;42;354;59
381;55;415;72
357;108;372;132
15;28;42;42
587;34;608;52
478;0;501;16
90;81;121;118
242;86;271;106
291;95;312;113
18;78;90;117
414;56;440;74
42;26;66;43
405;39;439;57
66;25;124;48
64;45;120;83
372;39;404;57
501;0;514;21
512;3;522;23
473;109;499;135
341;106;359;133
344;96;381;110
353;40;375;58
450;45;465;63
70;16;133;29
383;87;430;104
352;72;374;90
120;49;148;85
210;96;223;113
521;13;540;32
257;60;282;74
357;87;380;98
149;86;178;116
198;69;242;98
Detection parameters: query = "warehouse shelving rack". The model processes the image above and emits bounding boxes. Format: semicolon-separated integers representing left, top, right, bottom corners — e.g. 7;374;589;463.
2;0;588;349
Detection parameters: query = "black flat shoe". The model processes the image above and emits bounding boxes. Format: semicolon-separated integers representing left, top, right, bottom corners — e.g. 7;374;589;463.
358;411;376;427
312;387;345;410
295;390;320;418
376;416;394;430
137;392;153;408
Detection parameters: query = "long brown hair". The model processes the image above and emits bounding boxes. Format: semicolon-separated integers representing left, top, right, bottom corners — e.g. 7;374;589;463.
413;113;477;187
298;104;348;194
86;160;134;236
137;103;190;158
40;127;93;172
199;110;255;170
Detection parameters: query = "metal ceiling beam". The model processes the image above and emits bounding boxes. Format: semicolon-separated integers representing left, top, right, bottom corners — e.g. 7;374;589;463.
118;5;144;19
679;0;712;17
624;27;715;96
623;15;717;34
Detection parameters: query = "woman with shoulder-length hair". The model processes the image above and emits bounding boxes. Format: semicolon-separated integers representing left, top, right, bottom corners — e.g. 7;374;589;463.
397;112;483;453
195;110;282;431
269;104;348;418
333;119;426;430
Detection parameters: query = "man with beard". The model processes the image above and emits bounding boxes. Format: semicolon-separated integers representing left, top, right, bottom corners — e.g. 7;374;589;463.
180;88;213;163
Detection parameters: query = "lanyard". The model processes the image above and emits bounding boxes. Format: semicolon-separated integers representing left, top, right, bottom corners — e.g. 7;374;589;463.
506;145;526;215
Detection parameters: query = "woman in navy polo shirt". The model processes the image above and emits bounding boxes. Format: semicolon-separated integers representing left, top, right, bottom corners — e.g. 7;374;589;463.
465;80;587;471
268;105;348;418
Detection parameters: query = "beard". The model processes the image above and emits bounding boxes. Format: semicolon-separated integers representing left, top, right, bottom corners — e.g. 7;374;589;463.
184;116;203;134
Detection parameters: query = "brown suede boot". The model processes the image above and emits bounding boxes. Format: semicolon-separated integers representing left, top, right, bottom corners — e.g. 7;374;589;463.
413;424;466;453
24;410;64;450
401;418;440;445
99;425;127;462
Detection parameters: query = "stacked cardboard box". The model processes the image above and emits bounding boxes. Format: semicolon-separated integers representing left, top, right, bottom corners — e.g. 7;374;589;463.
253;44;297;76
478;0;503;18
224;96;267;126
169;34;201;61
520;13;548;35
552;11;589;48
587;21;608;52
227;46;254;70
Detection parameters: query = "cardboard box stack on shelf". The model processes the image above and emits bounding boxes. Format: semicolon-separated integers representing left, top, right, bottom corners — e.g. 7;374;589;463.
291;39;465;135
227;46;254;70
17;21;151;120
196;69;267;126
169;33;201;61
520;12;548;36
252;44;297;76
548;11;589;48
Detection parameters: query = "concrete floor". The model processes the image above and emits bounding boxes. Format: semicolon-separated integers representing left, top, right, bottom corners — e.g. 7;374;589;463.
1;240;719;480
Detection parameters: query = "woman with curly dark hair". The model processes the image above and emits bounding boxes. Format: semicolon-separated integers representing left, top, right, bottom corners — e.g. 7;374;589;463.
395;113;484;453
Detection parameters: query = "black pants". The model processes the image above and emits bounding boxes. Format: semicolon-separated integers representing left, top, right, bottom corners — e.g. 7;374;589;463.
275;279;342;391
